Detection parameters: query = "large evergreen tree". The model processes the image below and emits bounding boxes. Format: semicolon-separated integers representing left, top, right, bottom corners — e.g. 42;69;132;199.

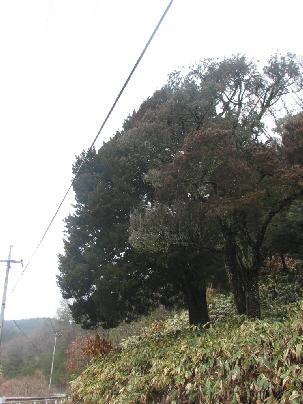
58;54;303;327
58;66;222;327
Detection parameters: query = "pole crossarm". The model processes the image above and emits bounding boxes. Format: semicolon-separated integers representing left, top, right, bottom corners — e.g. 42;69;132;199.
0;260;23;264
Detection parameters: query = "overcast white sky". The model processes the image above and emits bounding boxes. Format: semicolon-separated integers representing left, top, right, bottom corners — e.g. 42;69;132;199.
0;0;302;320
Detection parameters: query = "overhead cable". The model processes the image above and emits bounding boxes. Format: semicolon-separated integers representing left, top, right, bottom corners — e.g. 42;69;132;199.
10;0;174;294
13;320;42;354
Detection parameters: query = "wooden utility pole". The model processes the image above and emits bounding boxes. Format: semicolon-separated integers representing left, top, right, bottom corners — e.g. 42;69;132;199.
0;245;23;352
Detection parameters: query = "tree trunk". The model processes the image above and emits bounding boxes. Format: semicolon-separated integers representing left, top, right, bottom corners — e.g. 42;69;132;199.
183;270;209;325
245;268;261;318
187;283;209;325
280;252;288;272
225;237;246;315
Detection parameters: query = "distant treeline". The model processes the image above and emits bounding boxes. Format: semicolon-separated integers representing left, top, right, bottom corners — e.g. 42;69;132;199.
0;314;81;395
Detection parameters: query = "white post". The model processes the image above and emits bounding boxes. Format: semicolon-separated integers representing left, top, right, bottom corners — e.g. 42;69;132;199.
48;333;57;393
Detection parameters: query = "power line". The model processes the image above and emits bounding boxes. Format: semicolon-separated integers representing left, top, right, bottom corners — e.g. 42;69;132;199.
12;320;42;354
48;317;61;336
0;316;59;364
10;0;174;294
48;318;56;334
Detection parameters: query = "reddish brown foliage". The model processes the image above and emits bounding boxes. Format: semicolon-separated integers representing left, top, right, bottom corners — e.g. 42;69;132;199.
81;334;114;357
66;334;115;372
264;255;296;273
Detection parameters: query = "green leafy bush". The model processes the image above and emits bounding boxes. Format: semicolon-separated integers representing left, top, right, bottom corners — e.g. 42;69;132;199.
71;298;303;403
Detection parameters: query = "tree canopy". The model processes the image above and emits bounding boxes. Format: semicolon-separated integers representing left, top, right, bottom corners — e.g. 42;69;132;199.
58;54;303;327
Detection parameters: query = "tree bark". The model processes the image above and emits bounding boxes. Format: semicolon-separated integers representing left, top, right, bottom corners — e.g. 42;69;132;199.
188;283;209;325
183;269;209;325
245;268;261;318
224;237;246;315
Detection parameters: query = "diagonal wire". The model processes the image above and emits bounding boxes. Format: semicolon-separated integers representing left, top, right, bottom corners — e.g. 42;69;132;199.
13;320;42;354
9;0;174;295
48;318;56;334
48;317;61;336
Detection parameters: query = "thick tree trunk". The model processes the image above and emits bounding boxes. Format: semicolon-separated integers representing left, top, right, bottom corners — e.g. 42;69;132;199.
224;238;246;315
183;270;209;325
187;283;209;325
245;268;261;318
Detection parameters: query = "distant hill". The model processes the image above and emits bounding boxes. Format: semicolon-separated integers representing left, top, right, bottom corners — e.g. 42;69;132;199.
0;317;82;395
2;318;51;343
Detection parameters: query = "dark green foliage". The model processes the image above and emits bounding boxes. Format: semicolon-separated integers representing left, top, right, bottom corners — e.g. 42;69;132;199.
54;53;303;402
260;263;303;318
57;59;233;328
58;53;303;329
267;201;303;261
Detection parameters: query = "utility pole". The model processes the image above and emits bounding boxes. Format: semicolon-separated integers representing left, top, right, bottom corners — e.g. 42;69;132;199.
48;330;60;393
0;245;23;352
